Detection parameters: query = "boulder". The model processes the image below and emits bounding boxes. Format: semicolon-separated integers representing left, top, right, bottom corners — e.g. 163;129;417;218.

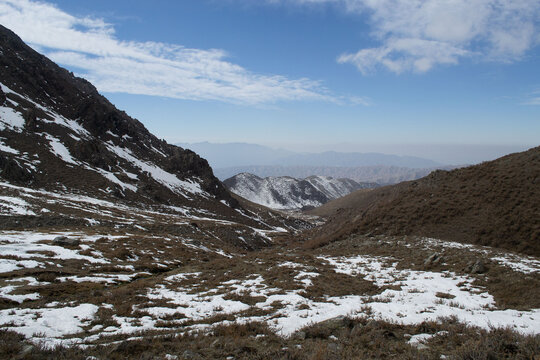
424;252;443;267
317;315;347;331
53;236;80;246
465;259;487;274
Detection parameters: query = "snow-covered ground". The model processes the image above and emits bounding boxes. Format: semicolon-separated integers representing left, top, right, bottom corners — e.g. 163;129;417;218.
1;239;538;348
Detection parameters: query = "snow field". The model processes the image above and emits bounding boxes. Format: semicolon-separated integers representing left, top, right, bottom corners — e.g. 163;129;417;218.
112;254;540;340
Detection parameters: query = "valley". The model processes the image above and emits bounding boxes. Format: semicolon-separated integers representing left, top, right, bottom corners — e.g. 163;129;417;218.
0;20;538;360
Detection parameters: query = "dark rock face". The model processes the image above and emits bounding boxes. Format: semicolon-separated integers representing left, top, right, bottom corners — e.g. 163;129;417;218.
0;24;236;208
0;153;33;183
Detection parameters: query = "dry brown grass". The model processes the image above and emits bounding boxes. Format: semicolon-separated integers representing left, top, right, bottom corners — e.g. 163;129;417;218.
302;146;540;256
2;317;538;359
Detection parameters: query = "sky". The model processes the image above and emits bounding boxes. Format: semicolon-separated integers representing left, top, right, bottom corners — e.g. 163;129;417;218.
0;0;539;164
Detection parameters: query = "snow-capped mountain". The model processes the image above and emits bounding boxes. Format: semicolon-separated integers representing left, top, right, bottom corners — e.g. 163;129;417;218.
223;173;375;210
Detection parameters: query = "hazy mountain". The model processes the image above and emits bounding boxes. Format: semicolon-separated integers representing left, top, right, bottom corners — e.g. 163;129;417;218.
278;151;442;168
224;173;375;210
177;142;295;168
179;142;445;177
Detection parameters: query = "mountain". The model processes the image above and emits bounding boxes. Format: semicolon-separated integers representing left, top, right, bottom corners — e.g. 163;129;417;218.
180;142;445;180
0;25;301;248
305;146;540;256
223;173;375;210
214;165;452;184
277;151;442;168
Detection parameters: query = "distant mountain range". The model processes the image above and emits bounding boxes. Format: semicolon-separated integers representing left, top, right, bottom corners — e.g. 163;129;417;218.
214;165;457;185
224;173;375;210
179;142;450;184
177;142;295;169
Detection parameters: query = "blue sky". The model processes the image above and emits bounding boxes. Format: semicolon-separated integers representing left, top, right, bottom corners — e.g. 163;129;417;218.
0;0;539;164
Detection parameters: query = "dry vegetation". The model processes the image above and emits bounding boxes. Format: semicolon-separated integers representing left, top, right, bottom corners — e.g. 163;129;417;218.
304;146;540;256
1;317;538;359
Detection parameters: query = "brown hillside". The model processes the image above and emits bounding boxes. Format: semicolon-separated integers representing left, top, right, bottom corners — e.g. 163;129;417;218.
305;146;540;256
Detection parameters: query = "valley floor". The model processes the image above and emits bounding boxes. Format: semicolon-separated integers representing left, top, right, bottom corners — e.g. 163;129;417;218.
0;181;539;359
0;220;539;358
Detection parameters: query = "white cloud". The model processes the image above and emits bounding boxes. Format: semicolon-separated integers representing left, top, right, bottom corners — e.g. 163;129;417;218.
0;0;332;104
523;97;540;105
522;89;540;105
272;0;540;74
338;38;470;74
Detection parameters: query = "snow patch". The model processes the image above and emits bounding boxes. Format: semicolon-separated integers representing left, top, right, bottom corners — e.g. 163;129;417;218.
0;304;98;343
107;144;206;197
0;106;25;132
492;255;540;274
0;138;18;154
0;196;36;215
43;134;77;165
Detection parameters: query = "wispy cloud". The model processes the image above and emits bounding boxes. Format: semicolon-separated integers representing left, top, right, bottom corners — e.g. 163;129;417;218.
523;98;540;105
0;0;334;104
269;0;540;74
522;89;540;105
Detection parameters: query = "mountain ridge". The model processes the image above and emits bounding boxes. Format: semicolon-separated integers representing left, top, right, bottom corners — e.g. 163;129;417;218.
179;141;444;170
213;165;457;184
224;173;376;210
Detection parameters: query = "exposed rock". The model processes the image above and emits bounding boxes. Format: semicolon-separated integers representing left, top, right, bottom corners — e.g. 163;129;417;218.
317;315;347;331
182;350;197;359
0;87;5;105
327;342;343;352
0;154;33;183
465;259;487;274
53;236;80;246
19;344;34;357
424;252;443;267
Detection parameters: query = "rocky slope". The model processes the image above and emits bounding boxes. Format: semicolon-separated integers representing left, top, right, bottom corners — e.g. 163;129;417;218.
0;24;306;248
0;25;231;206
224;173;375;210
305;146;540;255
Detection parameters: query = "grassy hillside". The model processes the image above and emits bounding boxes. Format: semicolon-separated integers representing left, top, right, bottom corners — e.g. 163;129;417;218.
304;146;540;256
